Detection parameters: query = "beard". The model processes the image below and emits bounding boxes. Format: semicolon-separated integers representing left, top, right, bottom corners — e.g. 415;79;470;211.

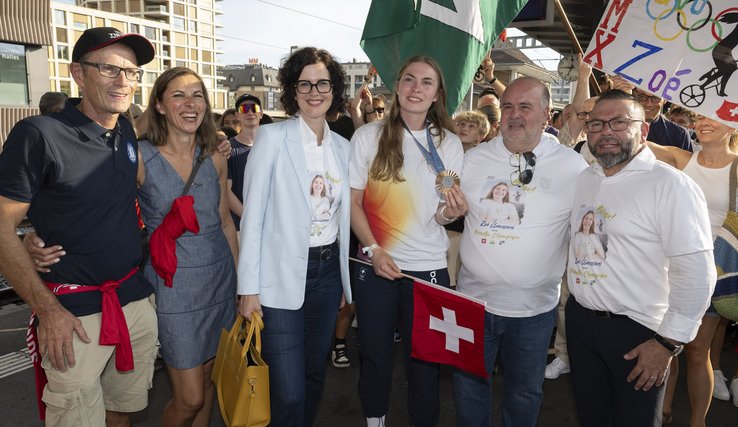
589;135;634;169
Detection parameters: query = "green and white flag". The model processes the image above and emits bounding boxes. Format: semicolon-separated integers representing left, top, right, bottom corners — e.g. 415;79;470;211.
361;0;529;114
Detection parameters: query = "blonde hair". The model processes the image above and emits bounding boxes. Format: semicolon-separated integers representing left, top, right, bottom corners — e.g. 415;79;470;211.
454;111;490;139
369;56;454;182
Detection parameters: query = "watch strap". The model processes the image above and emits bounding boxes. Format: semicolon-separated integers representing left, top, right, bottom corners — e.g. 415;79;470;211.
653;333;682;355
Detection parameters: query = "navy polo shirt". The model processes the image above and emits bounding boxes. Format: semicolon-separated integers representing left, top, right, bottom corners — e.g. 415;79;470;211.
647;115;693;152
0;99;153;316
227;137;252;230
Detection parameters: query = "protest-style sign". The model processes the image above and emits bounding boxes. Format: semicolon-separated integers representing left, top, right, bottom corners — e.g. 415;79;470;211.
583;0;738;127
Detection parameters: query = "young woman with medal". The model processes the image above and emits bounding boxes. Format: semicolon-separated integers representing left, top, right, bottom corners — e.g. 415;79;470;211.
349;55;466;427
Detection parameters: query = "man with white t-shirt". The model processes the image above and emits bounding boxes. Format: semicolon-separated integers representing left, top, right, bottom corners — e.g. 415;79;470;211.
566;90;715;426
453;77;588;427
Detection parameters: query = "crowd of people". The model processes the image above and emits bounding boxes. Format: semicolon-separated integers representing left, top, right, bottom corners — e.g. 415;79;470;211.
0;26;736;427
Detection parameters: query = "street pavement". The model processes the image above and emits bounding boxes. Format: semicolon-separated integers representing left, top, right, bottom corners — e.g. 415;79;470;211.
1;300;736;426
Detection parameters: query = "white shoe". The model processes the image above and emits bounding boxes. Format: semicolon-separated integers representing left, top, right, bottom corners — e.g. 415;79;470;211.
731;378;738;408
713;370;730;401
544;357;571;379
367;415;386;427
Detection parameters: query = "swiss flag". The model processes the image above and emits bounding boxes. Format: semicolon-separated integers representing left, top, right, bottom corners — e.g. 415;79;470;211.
716;100;738;122
411;280;487;378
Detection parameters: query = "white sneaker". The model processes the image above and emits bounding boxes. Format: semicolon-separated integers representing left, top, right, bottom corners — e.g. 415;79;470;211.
731;378;738;408
713;370;730;401
367;415;386;427
544;357;571;379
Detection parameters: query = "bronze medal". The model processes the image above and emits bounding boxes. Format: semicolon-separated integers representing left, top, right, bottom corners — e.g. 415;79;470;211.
435;170;460;194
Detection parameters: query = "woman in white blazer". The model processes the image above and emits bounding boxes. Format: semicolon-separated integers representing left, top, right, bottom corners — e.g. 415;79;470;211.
236;47;352;427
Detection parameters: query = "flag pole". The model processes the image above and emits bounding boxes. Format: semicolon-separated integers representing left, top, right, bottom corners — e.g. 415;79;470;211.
552;0;600;95
349;256;488;306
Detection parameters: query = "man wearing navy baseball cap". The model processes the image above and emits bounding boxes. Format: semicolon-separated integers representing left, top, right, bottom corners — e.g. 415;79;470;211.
0;27;158;426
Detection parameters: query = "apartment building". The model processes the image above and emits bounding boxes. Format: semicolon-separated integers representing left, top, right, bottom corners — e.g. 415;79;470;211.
58;0;227;109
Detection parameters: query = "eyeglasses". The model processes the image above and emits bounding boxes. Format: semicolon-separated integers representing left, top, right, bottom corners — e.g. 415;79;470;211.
295;79;332;94
636;94;662;104
576;111;591;120
80;61;144;81
585;118;644;133
375;107;385;114
237;103;262;114
509;151;536;185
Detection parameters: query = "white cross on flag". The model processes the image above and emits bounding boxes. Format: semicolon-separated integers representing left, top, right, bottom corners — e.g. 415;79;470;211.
411;279;487;378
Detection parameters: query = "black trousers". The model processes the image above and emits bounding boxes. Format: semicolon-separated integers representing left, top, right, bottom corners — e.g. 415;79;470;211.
566;297;666;427
354;265;449;427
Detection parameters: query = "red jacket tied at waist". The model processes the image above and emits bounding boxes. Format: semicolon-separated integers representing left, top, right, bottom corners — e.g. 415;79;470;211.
44;266;139;371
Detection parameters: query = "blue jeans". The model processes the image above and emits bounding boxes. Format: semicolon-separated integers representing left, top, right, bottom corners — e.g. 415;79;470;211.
260;251;343;427
453;308;556;427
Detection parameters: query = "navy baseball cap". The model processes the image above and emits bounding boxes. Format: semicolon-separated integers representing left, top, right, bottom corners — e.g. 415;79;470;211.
235;94;261;108
72;27;155;65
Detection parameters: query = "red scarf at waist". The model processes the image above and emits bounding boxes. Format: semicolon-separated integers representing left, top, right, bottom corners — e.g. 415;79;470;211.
27;267;139;420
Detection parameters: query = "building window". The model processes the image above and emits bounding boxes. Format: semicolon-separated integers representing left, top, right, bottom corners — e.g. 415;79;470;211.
189;20;197;33
53;10;66;26
144;26;157;40
130;23;139;34
72;14;88;31
56;28;68;43
59;80;71;97
0;42;28;105
172;17;186;31
56;46;69;61
173;3;186;16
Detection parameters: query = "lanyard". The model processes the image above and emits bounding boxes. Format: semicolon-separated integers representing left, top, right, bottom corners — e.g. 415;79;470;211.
401;119;445;174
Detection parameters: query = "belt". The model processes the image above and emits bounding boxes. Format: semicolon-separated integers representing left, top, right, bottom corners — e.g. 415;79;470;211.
592;310;627;319
308;241;338;262
573;296;627;319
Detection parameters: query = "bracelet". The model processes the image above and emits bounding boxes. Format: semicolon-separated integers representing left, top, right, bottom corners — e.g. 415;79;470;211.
439;205;458;223
362;243;381;258
488;76;497;85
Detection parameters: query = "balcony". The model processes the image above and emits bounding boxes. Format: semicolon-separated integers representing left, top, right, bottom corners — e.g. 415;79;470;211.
144;5;169;18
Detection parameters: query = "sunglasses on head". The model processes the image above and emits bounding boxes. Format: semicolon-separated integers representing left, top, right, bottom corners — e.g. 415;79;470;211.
237;103;262;114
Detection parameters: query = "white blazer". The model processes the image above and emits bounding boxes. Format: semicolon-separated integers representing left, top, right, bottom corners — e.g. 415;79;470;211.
237;117;352;309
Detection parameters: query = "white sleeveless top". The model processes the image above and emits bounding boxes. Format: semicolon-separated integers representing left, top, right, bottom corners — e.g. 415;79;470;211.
682;152;731;239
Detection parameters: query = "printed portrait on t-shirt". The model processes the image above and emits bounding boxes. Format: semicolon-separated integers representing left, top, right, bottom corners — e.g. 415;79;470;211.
572;206;608;265
478;178;526;229
309;171;338;237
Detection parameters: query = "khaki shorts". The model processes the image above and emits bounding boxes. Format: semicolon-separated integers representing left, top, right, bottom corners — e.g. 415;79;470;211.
41;297;158;427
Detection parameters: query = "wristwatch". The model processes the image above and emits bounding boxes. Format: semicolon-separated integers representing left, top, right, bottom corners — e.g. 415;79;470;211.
488;76;497;85
653;334;684;356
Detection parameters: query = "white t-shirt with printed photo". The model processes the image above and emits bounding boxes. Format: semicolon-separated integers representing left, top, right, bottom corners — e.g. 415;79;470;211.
350;121;464;271
458;133;588;317
568;147;713;336
299;116;342;247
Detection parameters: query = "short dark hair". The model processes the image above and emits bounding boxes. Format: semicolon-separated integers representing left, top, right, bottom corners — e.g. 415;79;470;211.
278;47;346;116
479;87;499;99
39;91;67;115
596;89;637;103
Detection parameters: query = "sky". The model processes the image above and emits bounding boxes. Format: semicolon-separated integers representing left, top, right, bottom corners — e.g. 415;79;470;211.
218;0;373;68
217;0;560;70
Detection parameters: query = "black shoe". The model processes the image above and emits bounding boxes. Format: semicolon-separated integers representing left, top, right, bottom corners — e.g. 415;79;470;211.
331;344;350;368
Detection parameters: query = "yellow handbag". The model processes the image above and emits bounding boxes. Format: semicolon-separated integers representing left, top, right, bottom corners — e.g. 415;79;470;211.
212;313;270;427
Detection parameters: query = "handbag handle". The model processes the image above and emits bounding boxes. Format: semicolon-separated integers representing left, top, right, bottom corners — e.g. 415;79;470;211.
728;159;738;213
240;312;264;360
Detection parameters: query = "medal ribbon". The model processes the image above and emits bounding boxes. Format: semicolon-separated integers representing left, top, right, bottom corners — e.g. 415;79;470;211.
401;119;445;174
